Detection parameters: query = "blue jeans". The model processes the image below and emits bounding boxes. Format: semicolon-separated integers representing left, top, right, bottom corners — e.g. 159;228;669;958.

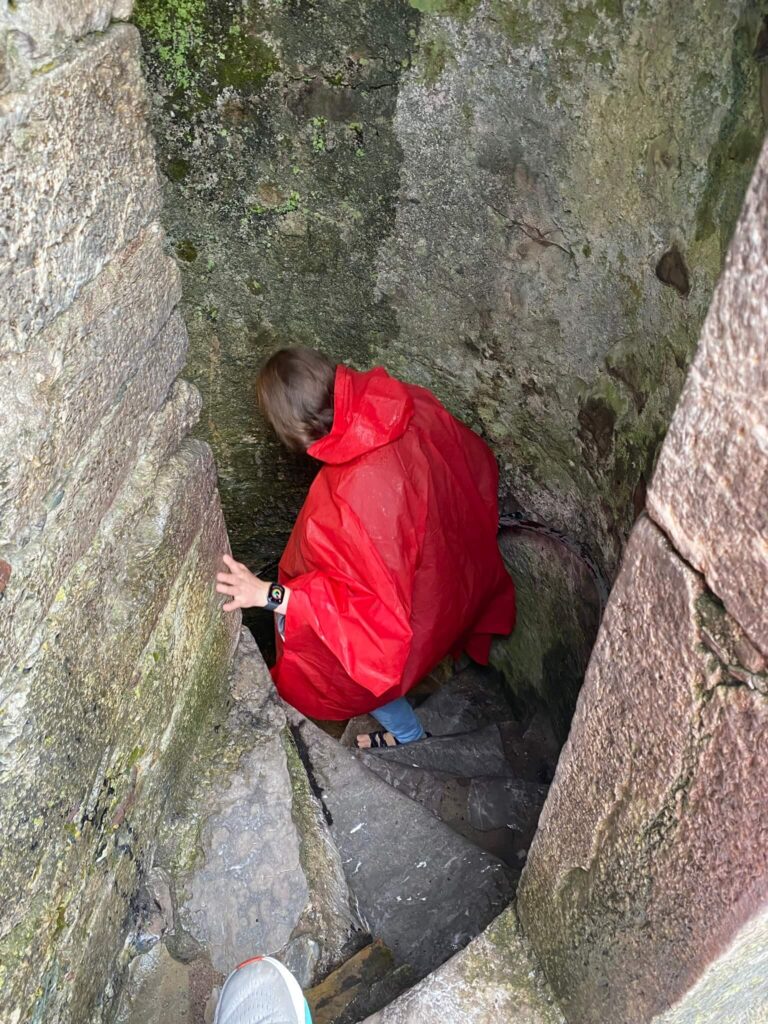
371;697;426;744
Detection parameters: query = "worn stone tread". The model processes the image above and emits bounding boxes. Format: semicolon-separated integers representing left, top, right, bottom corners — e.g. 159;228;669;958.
414;665;516;737
360;723;517;780
166;630;361;988
286;712;515;981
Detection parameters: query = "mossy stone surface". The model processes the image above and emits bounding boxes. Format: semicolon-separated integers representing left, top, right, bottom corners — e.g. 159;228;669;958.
134;1;419;654
138;0;763;601
377;0;765;583
0;467;238;1023
490;528;602;743
367;904;564;1023
137;0;762;707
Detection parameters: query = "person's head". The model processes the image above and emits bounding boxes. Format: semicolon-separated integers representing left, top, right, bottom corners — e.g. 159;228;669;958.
255;347;336;452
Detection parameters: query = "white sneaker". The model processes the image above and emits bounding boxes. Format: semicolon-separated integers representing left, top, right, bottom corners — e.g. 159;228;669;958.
214;955;312;1024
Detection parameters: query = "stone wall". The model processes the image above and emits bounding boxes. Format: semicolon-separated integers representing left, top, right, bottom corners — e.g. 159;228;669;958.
0;5;238;1021
378;0;765;580
132;0;420;649
135;0;765;607
517;138;768;1023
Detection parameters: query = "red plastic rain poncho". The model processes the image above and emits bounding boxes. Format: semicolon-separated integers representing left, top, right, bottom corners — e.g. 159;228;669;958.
271;365;516;719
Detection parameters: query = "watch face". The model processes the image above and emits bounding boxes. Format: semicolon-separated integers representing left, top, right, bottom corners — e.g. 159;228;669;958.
269;584;284;604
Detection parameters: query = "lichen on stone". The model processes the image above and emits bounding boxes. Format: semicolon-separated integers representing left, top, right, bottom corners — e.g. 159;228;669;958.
133;0;207;89
419;35;454;85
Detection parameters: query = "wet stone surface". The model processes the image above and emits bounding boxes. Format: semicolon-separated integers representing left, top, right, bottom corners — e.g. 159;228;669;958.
112;633;559;1022
363;906;565;1024
133;0;420;589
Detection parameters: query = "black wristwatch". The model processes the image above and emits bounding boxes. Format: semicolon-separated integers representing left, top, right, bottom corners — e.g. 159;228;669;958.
265;582;286;611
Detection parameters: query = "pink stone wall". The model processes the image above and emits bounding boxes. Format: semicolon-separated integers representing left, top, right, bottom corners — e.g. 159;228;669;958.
518;136;768;1024
647;148;768;660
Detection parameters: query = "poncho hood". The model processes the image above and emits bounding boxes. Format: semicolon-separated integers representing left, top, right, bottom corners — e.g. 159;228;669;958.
307;365;414;464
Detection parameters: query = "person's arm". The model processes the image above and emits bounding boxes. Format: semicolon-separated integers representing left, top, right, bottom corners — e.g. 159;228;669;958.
216;555;291;614
216;555;412;697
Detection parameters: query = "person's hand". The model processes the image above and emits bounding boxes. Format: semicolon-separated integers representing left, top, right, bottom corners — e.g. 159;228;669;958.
216;555;270;612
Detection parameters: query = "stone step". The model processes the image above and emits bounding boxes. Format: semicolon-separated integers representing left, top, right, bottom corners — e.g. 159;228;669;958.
306;939;414;1024
340;668;556;867
359;754;548;867
340;668;559;783
355;708;558;789
287;711;516;982
361;723;518;779
363;905;566;1024
114;630;364;1023
415;664;517;736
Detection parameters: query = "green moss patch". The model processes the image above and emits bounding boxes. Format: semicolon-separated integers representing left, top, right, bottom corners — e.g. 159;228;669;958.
489;0;541;46
409;0;481;19
134;0;207;90
420;35;454;85
134;0;280;112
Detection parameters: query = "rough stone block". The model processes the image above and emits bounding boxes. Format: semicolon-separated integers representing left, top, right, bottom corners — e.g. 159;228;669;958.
0;452;237;1023
0;2;132;55
0;2;133;95
0;25;159;348
364;907;564;1024
174;633;360;988
1;313;192;678
0;223;181;547
0;440;220;907
113;629;363;1024
648;140;768;658
178;728;316;976
517;515;768;1024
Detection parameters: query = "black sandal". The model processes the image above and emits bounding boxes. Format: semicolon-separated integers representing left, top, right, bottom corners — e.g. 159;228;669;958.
354;730;432;750
356;730;400;749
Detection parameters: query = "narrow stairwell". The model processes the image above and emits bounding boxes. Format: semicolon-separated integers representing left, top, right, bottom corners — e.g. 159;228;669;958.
114;626;564;1023
346;667;556;868
285;709;515;979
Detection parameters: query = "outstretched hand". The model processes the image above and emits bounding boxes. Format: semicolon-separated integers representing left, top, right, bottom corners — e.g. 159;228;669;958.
216;555;270;612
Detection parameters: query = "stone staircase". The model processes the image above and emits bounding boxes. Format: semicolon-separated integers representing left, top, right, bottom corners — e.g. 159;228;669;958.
113;628;563;1024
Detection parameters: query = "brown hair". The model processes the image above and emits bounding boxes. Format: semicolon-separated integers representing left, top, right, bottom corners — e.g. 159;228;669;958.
256;347;336;452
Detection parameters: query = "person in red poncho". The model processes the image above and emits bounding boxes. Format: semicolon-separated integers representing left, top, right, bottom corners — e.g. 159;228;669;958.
216;347;516;748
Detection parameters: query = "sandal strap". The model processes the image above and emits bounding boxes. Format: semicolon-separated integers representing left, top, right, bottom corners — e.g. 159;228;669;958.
365;730;400;749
